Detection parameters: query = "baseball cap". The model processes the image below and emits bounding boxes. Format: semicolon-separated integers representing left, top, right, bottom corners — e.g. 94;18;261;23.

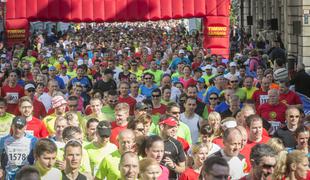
221;118;237;129
205;65;212;70
12;116;26;128
104;69;115;75
197;78;205;83
52;95;67;109
229;62;237;67
178;49;185;54
24;83;36;91
59;57;65;62
159;117;178;127
194;67;203;72
49;66;56;71
97;121;111;137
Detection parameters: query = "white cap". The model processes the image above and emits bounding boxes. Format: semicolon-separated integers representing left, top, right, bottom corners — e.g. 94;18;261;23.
77;59;84;66
229;62;237;67
221;120;237;129
0;54;6;58
178;49;185;54
25;83;35;90
59;57;65;62
205;65;212;70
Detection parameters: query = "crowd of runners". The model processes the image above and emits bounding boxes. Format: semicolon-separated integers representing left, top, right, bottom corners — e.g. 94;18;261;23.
0;20;308;180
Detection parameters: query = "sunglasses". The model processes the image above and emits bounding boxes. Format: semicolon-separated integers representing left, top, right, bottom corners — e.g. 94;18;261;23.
144;77;152;80
230;80;238;83
171;111;180;115
27;89;35;92
262;164;275;169
289;115;300;118
209;97;218;100
109;100;118;103
152;94;160;97
136;128;144;132
69;104;78;107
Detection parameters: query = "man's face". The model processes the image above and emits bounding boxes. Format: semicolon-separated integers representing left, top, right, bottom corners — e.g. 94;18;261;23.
229;77;239;89
90;99;102;114
119;134;135;153
167;107;180;121
186;87;197;98
150;61;157;70
185;99;197;113
9;72;17;83
19;101;33;117
204;164;230;180
12;125;26;139
115;110;129;125
120;84;129;96
76;68;83;78
249;120;263;141
161;77;171;87
120;155;139;180
223;131;242;157
68;100;78;112
244;77;253;89
286;109;300;127
65;146;82;170
261;78;270;91
268;91;279;105
255;156;277;180
0;103;7;116
162;124;177;138
36;152;57;170
107;95;118;107
151;91;161;103
48;82;58;92
144;75;153;84
279;83;289;94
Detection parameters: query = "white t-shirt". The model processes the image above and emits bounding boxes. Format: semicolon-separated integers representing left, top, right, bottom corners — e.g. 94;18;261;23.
180;113;201;144
39;93;52;112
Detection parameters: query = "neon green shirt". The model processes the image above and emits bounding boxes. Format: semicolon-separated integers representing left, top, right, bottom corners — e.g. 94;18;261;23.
85;142;117;176
22;56;37;64
101;106;115;121
202;74;216;86
149;121;192;145
241;87;258;100
66;70;77;78
0;113;14;137
144;69;164;85
171;71;183;79
95;150;121;180
35;161;62;180
235;88;247;102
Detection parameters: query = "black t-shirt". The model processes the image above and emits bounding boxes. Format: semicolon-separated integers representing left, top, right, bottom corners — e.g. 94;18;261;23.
274;126;297;148
62;171;87;180
162;137;186;179
93;79;117;93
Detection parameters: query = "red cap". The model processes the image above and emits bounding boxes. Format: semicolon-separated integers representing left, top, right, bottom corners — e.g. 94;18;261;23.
159;117;178;127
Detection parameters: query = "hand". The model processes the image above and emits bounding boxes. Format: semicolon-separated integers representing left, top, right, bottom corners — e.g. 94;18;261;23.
0;169;4;178
55;160;66;170
163;157;175;170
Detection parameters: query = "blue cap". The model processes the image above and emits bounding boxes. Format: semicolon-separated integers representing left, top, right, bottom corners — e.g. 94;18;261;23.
198;78;205;83
49;66;56;71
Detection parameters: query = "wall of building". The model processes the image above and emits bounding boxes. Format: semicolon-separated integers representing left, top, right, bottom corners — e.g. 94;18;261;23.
239;0;310;67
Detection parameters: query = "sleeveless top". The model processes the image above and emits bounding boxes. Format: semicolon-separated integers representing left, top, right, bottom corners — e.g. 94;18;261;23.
62;171;87;180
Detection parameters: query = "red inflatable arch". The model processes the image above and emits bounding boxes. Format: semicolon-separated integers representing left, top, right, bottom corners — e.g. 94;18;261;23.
5;0;230;57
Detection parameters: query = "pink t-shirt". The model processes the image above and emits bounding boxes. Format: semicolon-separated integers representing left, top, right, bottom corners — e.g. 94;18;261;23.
158;165;169;180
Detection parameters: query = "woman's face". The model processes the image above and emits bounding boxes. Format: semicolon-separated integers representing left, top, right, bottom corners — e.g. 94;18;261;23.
208;117;221;130
134;122;145;137
163;89;171;101
296;132;309;149
140;164;162;180
183;67;191;76
146;141;164;163
194;147;209;166
55;120;68;137
295;157;309;179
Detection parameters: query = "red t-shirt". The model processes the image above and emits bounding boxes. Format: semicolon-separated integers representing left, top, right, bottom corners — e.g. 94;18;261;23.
84;105;92;115
26;117;49;138
110;121;127;147
212;137;224;148
257;102;287;123
252;89;268;108
179;168;199;180
152;104;167;115
240;135;270;172
279;90;302;106
33;98;47;119
0;84;25;114
119;96;137;115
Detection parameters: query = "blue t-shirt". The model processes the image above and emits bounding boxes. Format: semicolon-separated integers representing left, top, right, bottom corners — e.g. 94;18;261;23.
0;133;37;180
170;57;190;70
69;77;92;92
215;101;229;113
54;76;66;90
140;84;158;99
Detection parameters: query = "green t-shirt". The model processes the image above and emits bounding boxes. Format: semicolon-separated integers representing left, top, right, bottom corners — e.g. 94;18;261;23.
144;69;164;86
43;114;58;135
149;121;192;145
171;71;183;79
84;142;117;176
101;106;115;121
0;113;14;137
202;74;216;86
35;161;62;180
235;88;247;102
95;150;121;180
67;70;77;78
22;56;37;64
241;87;258;100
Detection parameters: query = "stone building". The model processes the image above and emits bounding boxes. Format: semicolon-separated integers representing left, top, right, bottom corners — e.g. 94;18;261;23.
239;0;310;67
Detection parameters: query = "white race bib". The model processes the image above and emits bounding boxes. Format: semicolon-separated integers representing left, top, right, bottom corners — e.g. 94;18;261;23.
7;93;19;104
259;95;269;105
6;145;30;166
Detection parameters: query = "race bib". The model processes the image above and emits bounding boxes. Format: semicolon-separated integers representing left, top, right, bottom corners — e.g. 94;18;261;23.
259;95;268;105
7;93;19;104
6;144;30;166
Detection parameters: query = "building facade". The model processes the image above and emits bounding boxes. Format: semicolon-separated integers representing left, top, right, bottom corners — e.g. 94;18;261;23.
239;0;310;67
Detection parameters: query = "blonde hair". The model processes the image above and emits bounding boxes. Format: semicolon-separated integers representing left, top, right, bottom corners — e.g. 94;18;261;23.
208;111;221;123
191;143;209;155
115;103;130;113
273;150;307;179
139;158;160;173
65;111;79;127
266;138;285;153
